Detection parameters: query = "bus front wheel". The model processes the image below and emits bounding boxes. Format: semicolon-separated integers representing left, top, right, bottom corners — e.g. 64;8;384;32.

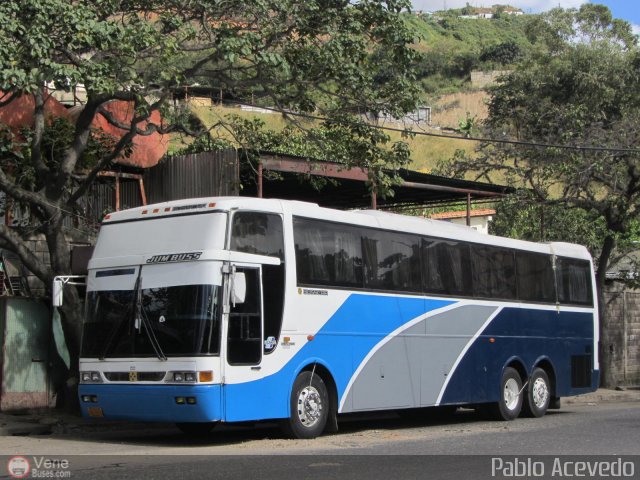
282;371;329;439
487;367;523;421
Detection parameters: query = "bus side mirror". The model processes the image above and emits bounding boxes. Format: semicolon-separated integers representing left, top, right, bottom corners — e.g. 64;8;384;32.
231;272;246;305
52;278;64;307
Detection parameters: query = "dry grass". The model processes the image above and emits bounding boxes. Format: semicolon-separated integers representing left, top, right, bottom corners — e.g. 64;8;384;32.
431;91;490;129
187;100;480;175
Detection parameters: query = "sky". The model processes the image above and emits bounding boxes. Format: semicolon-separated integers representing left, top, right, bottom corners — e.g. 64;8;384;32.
411;1;640;35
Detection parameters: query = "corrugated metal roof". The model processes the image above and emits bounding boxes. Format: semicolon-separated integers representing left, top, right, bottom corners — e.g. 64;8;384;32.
245;152;514;210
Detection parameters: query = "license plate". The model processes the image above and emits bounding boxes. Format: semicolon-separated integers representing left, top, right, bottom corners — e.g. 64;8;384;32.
87;407;104;418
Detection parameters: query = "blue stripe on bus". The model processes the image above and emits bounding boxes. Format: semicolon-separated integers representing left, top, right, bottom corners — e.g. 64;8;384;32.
223;294;453;421
440;307;595;405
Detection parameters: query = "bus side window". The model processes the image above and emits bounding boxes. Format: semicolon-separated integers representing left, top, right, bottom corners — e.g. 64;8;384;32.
470;245;516;300
230;212;285;353
422;238;472;296
362;230;421;293
556;257;593;306
516;251;555;303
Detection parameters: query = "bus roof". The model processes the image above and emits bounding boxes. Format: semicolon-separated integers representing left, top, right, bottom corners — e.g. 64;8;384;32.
102;197;592;261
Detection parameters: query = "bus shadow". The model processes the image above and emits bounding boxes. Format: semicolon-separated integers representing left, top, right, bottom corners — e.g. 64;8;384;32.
52;408;572;449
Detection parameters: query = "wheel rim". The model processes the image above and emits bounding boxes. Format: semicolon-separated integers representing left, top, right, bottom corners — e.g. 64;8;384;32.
503;378;520;411
297;385;323;428
532;377;549;408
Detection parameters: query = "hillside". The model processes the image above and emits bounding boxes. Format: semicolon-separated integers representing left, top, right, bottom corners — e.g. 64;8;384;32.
188;103;478;174
183;10;536;176
406;11;534;96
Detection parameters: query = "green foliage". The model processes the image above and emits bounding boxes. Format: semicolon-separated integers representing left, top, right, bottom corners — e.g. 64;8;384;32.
489;193;607;252
455;113;478;138
223;114;413;196
1;118;123;192
405;12;534;95
174;135;233;155
480;42;523;66
445;4;640;287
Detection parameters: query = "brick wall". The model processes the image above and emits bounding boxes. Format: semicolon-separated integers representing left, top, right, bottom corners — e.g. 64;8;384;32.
603;288;640;386
6;235;92;298
25;235;50;296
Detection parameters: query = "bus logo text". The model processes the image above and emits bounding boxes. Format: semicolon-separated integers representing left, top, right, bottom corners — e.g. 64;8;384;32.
146;252;202;264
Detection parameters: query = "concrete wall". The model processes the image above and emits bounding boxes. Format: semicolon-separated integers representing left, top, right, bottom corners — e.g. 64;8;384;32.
0;298;52;411
602;288;640;387
470;70;511;88
443;216;493;235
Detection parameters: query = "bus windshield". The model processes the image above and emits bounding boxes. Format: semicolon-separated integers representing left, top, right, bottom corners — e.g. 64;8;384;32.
82;283;222;358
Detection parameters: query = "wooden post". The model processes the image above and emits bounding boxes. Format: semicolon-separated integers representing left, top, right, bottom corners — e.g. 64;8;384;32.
138;178;147;206
466;193;471;226
623;291;628;385
257;160;263;198
114;174;121;211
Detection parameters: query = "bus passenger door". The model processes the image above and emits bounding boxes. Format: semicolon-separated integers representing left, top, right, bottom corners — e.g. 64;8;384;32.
222;265;265;422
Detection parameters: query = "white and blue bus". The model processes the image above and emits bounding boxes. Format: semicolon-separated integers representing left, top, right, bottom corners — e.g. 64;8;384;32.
79;197;598;438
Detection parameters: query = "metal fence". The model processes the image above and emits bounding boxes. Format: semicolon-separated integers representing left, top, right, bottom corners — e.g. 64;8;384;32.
144;150;239;204
77;149;239;226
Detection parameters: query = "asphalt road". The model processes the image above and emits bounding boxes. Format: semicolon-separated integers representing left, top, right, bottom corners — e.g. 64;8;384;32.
1;402;639;479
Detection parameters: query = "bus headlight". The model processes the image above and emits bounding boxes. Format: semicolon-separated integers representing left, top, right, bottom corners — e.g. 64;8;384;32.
172;371;197;383
170;371;212;383
81;371;103;383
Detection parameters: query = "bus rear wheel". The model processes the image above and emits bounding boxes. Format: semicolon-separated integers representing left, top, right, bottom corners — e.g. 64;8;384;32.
522;368;551;418
282;370;329;439
487;367;523;421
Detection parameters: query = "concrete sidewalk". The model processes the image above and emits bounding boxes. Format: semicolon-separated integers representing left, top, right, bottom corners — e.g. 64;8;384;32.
563;387;640;405
0;411;166;437
0;388;637;437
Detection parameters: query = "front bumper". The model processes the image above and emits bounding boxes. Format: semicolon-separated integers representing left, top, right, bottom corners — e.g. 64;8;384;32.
78;384;222;423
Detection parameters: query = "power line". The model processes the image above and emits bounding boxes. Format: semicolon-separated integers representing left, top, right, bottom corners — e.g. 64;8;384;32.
218;99;640;154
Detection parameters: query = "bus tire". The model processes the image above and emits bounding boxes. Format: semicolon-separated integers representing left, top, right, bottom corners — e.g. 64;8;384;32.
175;422;217;436
489;367;523;421
282;371;329;439
522;368;551;418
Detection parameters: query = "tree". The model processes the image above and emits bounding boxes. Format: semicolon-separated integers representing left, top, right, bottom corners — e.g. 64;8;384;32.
0;0;421;403
440;4;640;387
480;41;522;66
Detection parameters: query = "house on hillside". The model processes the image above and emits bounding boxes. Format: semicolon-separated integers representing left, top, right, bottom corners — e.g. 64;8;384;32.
458;5;523;19
429;209;495;234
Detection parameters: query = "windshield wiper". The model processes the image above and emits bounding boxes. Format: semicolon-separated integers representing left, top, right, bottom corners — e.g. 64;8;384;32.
138;294;167;361
135;277;167;361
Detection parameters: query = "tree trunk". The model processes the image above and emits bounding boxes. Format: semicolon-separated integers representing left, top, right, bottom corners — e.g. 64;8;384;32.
56;287;83;412
595;235;616;388
46;225;84;411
